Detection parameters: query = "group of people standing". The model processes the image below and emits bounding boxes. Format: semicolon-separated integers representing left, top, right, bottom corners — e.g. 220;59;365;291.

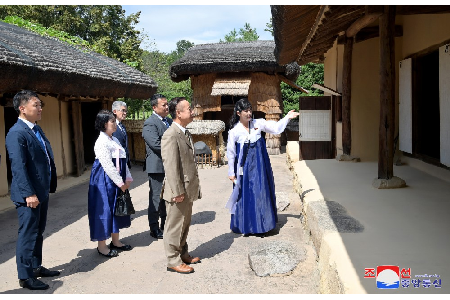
5;90;298;289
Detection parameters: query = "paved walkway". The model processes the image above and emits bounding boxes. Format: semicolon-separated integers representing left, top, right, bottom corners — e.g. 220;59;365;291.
286;142;450;294
0;153;319;294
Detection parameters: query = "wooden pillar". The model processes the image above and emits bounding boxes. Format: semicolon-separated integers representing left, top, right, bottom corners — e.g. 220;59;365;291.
58;96;67;177
71;100;85;177
342;36;353;155
378;5;396;179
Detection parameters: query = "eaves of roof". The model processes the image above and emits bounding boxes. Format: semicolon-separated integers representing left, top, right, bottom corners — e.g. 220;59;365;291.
0;21;157;99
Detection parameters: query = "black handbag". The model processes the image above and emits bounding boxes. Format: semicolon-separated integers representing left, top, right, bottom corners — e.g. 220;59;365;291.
115;189;135;216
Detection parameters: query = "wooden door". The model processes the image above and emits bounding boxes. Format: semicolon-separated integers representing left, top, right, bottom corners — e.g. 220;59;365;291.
299;96;335;160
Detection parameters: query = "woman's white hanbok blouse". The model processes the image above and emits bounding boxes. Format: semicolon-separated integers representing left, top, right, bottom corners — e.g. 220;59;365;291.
226;114;291;177
94;131;132;187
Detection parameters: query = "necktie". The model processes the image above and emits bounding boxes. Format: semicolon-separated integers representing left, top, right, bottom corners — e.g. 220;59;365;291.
33;126;51;175
185;129;195;156
162;118;170;129
119;123;128;148
33;126;46;150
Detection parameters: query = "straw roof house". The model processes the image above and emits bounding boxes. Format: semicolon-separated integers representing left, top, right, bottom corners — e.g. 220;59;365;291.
0;21;157;197
170;40;302;155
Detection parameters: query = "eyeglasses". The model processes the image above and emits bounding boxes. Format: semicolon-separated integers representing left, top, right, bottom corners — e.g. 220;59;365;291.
120;109;127;113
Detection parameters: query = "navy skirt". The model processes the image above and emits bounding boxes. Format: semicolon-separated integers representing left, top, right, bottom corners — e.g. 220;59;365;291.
230;138;278;234
88;158;131;241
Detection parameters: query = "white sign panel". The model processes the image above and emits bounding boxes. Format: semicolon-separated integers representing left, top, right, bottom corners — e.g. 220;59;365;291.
299;110;331;141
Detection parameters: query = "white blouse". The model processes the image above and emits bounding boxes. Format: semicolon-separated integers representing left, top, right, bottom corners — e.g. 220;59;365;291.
94;131;132;187
226;114;291;177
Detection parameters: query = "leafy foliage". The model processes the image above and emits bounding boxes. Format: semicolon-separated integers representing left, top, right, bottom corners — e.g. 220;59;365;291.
1;15;108;56
281;63;324;115
126;40;195;119
265;17;273;36
220;23;259;42
0;5;143;68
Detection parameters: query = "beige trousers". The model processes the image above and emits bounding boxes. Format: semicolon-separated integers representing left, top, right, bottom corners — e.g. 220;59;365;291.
163;199;193;267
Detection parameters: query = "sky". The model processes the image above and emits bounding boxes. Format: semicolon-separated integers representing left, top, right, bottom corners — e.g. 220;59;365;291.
122;5;274;54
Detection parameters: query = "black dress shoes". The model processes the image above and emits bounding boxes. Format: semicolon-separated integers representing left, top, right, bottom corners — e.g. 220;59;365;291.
97;247;118;258
109;242;132;251
19;278;49;290
150;228;163;239
33;266;60;277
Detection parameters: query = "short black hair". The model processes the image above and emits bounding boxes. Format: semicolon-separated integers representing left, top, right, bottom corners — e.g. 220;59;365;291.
13;90;39;115
168;97;186;120
95;110;115;132
150;93;167;108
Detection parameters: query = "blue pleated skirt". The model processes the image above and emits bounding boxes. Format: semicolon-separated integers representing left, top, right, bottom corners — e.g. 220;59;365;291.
230;138;278;234
88;158;131;241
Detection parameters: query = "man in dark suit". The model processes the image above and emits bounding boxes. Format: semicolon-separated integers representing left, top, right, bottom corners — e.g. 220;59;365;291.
142;94;172;239
5;90;59;290
161;97;201;274
112;100;131;168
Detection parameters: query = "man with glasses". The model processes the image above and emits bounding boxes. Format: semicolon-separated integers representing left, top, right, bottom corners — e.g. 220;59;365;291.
112;101;131;168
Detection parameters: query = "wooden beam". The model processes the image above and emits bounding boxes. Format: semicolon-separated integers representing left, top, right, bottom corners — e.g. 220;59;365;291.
365;5;384;15
346;13;382;37
298;5;328;61
71;101;85;177
378;5;396;179
396;5;450;15
312;83;341;96
58;97;67;178
278;75;309;94
342;36;353;156
338;25;403;44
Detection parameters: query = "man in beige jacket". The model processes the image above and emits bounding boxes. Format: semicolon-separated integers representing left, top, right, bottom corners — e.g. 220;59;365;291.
161;97;201;274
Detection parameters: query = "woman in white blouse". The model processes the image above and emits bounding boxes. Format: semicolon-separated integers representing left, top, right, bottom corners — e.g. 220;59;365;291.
88;110;133;257
226;98;299;237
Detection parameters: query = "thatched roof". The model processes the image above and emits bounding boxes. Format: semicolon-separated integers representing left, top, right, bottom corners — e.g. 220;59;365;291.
186;120;226;135
271;5;450;66
0;21;157;99
210;73;251;96
169;40;300;83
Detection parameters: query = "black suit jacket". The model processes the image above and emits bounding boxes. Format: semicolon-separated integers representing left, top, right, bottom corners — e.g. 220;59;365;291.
142;113;172;174
5;119;57;204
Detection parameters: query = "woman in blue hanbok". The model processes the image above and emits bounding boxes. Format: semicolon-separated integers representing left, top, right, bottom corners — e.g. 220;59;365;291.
88;110;133;257
226;98;299;236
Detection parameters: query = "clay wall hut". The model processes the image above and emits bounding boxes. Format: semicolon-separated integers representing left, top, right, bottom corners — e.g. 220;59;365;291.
0;21;157;198
169;40;301;155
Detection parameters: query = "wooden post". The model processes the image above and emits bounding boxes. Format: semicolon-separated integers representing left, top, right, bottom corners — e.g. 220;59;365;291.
71;100;85;177
342;36;353;155
58;97;67;177
378;5;396;179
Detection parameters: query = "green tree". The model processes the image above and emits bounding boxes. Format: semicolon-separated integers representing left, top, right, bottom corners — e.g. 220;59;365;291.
220;22;259;42
0;5;143;67
265;17;273;36
281;62;324;115
134;39;195;118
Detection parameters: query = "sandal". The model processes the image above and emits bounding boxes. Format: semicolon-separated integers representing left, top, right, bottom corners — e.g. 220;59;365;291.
97;247;118;258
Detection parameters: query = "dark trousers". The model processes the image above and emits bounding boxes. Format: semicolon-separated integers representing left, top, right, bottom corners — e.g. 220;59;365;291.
148;173;167;231
15;199;49;280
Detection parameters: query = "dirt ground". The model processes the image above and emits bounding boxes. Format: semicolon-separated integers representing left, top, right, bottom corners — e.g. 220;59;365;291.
0;152;319;294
